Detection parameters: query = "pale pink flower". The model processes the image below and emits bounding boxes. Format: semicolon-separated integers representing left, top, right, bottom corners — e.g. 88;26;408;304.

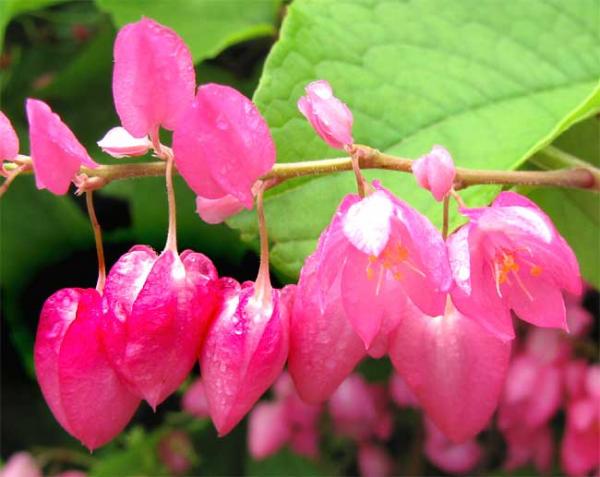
248;401;291;459
412;145;456;201
357;443;395;477
449;191;581;340
200;278;289;436
182;378;210;418
502;424;553;473
298;80;353;149
97;126;151;158
34;288;140;450
173;84;276;212
0;452;42;477
112;18;195;146
389;300;511;443
101;247;219;409
424;419;482;474
26;99;98;195
0;111;19;162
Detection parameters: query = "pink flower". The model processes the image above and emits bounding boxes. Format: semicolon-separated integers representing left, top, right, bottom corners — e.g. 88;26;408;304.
449;191;581;340
502;424;553;474
248;401;291;459
101;246;218;409
26;99;98;195
389;300;511;443
357;444;395;477
173;83;276;213
182;378;210;418
424;419;482;474
389;373;419;409
315;183;452;348
298;80;353;149
112;18;195;146
200;278;289;436
0;111;19;162
0;452;42;477
97;126;151;158
34;288;140;450
412;145;456;201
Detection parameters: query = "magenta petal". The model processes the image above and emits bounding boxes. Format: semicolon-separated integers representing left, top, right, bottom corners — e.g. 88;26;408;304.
112;18;195;139
201;280;289;436
173;84;275;208
26;99;97;195
424;419;482;474
0;111;19;161
57;289;140;450
389;302;511;442
357;444;395;477
195;193;246;224
288;253;365;403
412;145;456;202
182;379;210;418
247;401;290;459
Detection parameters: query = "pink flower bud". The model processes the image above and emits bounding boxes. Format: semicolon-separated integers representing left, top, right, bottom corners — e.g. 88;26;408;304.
34;288;140;450
357;444;394;477
157;430;194;475
424;419;482;474
112;18;195;143
297;80;353;149
173;84;275;210
102;246;218;409
248;401;290;459
389;373;419;408
97;127;151;158
182;378;210;418
0;111;19;162
0;452;42;477
449;191;581;340
200;278;289;436
389;301;511;443
26;99;98;195
412;145;456;201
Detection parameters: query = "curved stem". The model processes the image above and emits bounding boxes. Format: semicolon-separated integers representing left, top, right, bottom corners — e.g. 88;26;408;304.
0;163;29;197
164;155;178;253
85;191;106;293
254;182;272;306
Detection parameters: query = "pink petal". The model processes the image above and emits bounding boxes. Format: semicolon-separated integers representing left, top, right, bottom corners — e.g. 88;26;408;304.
297;80;353;149
0;452;42;477
201;280;289;436
26;99;97;195
290;427;319;459
424;419;482;474
97;126;151;158
288;252;365;404
195;193;246;224
173;84;276;208
389;301;511;442
182;378;210;418
357;444;395;477
412;145;456;202
247;401;290;459
112;18;195;141
561;401;600;477
0;111;19;162
389;373;419;408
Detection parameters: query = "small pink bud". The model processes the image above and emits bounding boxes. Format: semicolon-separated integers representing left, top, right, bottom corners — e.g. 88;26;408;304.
412;145;456;201
389;301;511;443
357;444;394;477
102;246;218;409
0;111;19;162
297;80;353;149
97;127;151;158
26;99;98;195
173;84;276;209
113;18;195;143
157;430;194;475
0;452;42;477
248;401;290;459
34;288;140;450
182;378;210;418
200;278;289;436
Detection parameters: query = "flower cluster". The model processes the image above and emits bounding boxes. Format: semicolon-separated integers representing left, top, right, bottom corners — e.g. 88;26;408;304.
0;16;591;467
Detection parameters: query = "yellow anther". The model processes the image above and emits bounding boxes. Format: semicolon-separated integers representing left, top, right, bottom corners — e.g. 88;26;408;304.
530;265;543;277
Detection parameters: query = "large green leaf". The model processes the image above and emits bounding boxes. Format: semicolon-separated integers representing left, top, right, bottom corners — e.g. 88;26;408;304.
95;0;281;63
229;0;600;280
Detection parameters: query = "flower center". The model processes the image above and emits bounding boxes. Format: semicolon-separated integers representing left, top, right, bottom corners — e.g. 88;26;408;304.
366;240;424;285
492;249;543;300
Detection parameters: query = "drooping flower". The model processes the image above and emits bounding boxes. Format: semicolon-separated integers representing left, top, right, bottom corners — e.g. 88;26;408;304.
101;246;218;409
173;83;276;216
448;191;581;340
0;111;19;162
314;182;452;348
424;419;482;475
412;145;456;201
112;17;195;146
298;80;353;149
248;400;291;459
200;278;289;436
389;300;511;443
26;99;98;195
34;288;140;450
0;452;42;477
182;378;210;419
97;126;151;158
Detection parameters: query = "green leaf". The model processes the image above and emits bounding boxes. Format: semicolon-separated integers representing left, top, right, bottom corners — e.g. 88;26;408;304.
95;0;281;63
230;0;600;280
246;448;331;476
